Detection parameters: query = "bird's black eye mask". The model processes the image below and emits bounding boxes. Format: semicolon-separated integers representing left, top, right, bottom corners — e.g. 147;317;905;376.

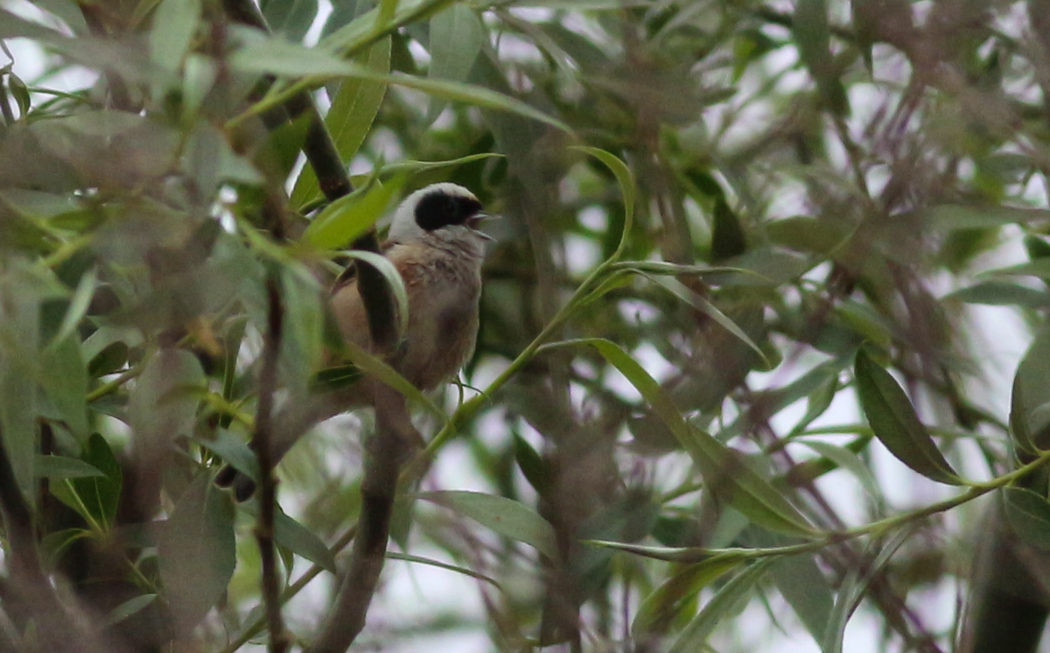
414;191;483;231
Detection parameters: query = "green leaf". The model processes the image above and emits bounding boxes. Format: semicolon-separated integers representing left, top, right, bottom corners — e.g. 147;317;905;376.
1010;331;1050;453
302;176;403;250
128;348;206;452
336;249;414;340
794;0;848;115
200;429;259;483
230;41;569;132
571;146;635;260
632;555;747;635
646;276;770;368
1003;487;1050;550
35;454;104;479
158;473;236;631
51;433;122;530
418;490;558;558
710;198;747;261
922;205;1050;230
426;4;483;121
945;281;1050;308
668;559;775;652
262;0;319;41
769;548;833;645
49;267;97;348
547;338;816;538
149;0;201;71
240;501;337;573
39;333;89;438
387;551;501;588
854;349;961;485
103;594;158;628
795;440;881;502
290;37;392;210
820;527;913;653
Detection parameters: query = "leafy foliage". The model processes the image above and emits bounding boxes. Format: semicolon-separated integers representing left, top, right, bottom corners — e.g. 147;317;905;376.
4;1;1050;652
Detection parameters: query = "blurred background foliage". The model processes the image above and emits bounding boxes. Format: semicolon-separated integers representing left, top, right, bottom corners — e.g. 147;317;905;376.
6;0;1050;651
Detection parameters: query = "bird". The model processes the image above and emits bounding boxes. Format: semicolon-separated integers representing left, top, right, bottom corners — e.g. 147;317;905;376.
215;182;493;500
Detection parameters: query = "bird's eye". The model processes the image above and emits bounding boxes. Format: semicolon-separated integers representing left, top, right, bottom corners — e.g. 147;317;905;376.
444;198;458;218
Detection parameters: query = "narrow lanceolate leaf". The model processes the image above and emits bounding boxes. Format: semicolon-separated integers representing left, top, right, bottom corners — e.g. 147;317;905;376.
632;555;746;635
240;501;337;573
668;560;775;653
418;490;558;558
549;338;816;538
1003;487;1050;550
793;0;847;115
426;4;484;121
854;350;961;485
290;37;392;210
35;455;104;479
570;146;635;260
51;433;122;530
302;176;403;250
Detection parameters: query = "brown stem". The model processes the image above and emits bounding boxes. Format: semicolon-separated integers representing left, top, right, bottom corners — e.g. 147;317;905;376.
254;276;289;653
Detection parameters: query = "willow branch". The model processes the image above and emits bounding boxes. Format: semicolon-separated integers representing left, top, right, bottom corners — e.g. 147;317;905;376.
254;276;289;652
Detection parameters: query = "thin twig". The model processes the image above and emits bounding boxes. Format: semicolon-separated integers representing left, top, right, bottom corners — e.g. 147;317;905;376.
254;276;289;653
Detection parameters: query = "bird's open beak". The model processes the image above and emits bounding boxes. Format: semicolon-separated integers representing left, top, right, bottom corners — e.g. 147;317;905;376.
468;213;498;241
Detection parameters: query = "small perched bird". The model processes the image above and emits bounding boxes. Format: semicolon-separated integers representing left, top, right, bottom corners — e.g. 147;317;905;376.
216;182;492;500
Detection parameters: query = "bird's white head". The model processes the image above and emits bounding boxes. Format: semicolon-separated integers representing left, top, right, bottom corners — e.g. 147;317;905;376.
387;183;493;249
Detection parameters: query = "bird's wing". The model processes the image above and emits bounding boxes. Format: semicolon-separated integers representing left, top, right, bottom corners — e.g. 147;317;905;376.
331;239;399;294
329;242;428;350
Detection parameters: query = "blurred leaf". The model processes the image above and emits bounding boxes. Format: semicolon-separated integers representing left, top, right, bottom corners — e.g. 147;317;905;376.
945;281;1050;308
710;198;747;261
513;433;550;494
923;205;1050;230
794;0;848;115
1003;487;1050;550
854;349;961;485
38;333;89;438
290;37;392;209
200;429;259;483
633;554;746;635
128;348;206;450
647;277;770;368
668;559;775;653
51;433;122;531
262;0;318;41
795;440;880;501
149;0;201;71
418;490;558;558
35;454;103;479
551;338;816;538
103;594;158;628
821;527;913;653
240;501;337;573
49;267;97;348
426;4;484;121
158;473;236;631
231;42;569;132
769;547;833;645
1010;327;1050;453
387;551;501;588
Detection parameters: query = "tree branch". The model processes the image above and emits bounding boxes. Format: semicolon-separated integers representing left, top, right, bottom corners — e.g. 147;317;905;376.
254;276;290;653
221;3;409;652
